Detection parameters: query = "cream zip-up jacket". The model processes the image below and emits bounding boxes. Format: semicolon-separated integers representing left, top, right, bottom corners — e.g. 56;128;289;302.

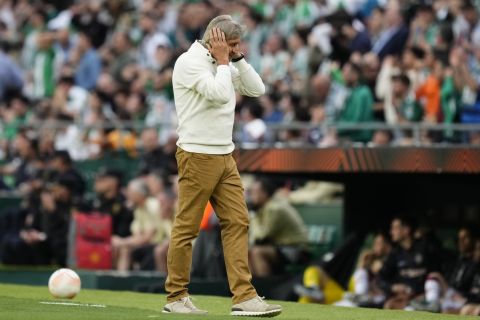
172;41;265;154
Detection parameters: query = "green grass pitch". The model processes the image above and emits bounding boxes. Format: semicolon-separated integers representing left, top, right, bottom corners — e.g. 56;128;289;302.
0;283;476;319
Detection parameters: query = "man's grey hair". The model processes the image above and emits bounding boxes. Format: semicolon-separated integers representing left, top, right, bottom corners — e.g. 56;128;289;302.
128;179;149;198
202;15;244;44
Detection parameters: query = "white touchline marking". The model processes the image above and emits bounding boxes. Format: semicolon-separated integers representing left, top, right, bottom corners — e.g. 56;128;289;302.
147;316;161;318
39;301;107;308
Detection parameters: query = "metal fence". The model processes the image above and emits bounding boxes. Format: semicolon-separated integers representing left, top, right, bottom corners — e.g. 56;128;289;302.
3;120;480;147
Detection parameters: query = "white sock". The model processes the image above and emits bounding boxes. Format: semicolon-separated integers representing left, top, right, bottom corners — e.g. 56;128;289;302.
425;279;441;302
353;269;369;295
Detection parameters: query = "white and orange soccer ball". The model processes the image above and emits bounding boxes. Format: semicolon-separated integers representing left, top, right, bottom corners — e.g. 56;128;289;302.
48;268;81;299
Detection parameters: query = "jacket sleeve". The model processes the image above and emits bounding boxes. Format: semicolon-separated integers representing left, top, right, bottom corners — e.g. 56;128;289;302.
175;58;234;105
231;59;266;97
378;251;396;295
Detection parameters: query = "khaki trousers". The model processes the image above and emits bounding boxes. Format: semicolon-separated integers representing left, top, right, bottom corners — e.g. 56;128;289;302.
165;147;257;304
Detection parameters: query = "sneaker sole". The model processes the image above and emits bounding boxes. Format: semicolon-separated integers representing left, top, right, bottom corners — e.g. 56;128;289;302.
162;310;208;315
230;309;282;317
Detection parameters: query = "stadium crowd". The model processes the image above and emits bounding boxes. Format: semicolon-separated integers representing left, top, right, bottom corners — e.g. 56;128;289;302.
0;0;480;316
0;0;479;157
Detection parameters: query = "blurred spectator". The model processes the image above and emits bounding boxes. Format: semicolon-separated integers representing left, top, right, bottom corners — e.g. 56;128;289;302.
48;150;86;199
337;62;375;143
0;49;23;102
248;178;309;276
409;227;477;313
243;6;267;72
73;31;102;90
259;94;283;124
287;28;310;93
105;31;137;83
53;113;93;161
0;132;38;189
459;237;480;316
88;168;133;238
145;169;169;197
139;9;171;70
21;8;48;70
371;0;409;60
350;233;392;305
132;187;174;272
52;75;89;121
408;3;439;48
138;127;176;176
380;216;438;310
32;32;56;98
1;94;33;142
415;48;443;123
71;1;110;49
260;33;291;87
51;19;76;78
451;45;480;125
384;73;423;125
1;175;76;266
112;178;160;271
241;100;267;143
382;73;423;143
296;233;392;306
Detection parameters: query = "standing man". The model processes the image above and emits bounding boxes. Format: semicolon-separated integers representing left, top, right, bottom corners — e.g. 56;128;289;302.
164;15;282;317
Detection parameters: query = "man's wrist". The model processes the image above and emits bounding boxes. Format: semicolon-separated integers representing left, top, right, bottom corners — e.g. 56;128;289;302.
217;58;229;65
232;53;245;62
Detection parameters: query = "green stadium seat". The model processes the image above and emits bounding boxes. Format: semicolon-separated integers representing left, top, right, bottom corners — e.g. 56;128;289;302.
285;202;343;273
0;196;22;215
74;151;140;193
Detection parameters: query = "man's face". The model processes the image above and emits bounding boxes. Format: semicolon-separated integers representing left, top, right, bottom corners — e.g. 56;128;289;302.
463;8;478;25
113;33;129;53
458;228;473;255
95;176;119;197
390;219;408;243
342;64;358;86
52;184;70;202
392;80;407;97
249;181;267;210
227;37;241;59
373;234;391;256
11;98;27;116
402;50;415;67
140;14;155;32
50;156;69;172
141;129;159;152
126;184;145;207
14;135;30;157
474;239;480;263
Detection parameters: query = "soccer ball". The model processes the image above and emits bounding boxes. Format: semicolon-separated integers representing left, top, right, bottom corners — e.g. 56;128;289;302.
48;268;81;299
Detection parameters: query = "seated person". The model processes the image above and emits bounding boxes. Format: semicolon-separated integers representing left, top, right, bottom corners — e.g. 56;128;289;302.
89;168;133;237
248;178;309;277
346;233;392;307
410;227;477;313
112;179;162;271
379;216;438;309
48;150;86;200
458;237;480;316
131;188;175;272
1;176;76;266
296;232;391;306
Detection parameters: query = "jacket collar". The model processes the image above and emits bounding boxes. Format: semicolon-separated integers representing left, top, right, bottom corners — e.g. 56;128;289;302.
190;40;217;64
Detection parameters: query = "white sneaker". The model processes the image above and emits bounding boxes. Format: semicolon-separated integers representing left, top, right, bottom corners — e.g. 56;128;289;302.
163;296;208;315
231;296;282;317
